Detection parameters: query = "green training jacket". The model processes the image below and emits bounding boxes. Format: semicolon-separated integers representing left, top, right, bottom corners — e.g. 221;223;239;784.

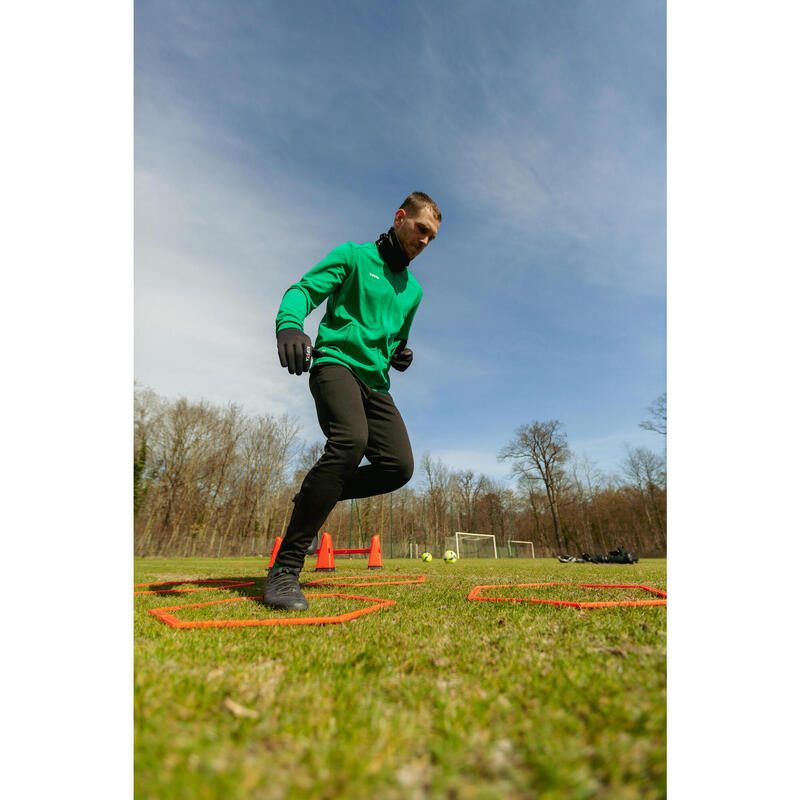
275;241;423;392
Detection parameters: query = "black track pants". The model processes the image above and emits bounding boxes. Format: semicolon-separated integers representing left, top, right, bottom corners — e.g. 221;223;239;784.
274;364;414;569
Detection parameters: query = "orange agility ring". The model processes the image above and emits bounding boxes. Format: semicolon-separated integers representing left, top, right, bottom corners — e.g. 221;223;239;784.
134;579;256;595
467;582;666;609
304;574;427;587
148;593;396;628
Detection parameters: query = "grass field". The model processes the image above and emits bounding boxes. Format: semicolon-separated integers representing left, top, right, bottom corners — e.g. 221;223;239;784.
134;556;666;800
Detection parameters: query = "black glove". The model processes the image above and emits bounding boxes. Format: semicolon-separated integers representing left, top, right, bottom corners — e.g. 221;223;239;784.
277;327;313;375
390;339;413;372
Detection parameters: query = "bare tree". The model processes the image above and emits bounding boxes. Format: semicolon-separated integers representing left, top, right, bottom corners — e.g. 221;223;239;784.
196;403;245;543
515;474;548;552
569;453;608;552
639;392;666;437
498;420;572;551
134;384;163;518
621;445;666;550
477;480;516;545
421;452;453;549
452;469;486;532
133;388;303;557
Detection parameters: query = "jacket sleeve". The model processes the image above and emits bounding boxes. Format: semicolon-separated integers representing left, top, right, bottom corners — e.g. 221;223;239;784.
275;243;353;333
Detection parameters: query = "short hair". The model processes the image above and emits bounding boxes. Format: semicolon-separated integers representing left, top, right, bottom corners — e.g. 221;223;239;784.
400;192;442;222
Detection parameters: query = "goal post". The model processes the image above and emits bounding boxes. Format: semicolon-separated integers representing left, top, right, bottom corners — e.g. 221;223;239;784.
454;531;498;559
508;539;535;558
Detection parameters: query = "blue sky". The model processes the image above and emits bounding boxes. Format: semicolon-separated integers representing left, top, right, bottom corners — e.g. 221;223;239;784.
134;0;666;485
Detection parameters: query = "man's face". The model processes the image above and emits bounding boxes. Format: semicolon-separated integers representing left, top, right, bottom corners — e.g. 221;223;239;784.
394;206;440;260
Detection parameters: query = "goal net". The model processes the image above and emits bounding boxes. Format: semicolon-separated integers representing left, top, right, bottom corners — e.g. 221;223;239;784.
451;531;498;559
508;539;535;558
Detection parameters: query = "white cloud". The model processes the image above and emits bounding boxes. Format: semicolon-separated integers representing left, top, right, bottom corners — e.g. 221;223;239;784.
411;13;665;296
134;104;334;426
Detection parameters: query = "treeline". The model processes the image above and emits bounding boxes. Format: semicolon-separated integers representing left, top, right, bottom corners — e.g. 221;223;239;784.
134;387;666;558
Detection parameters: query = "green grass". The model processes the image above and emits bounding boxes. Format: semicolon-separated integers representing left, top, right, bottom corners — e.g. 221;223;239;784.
135;557;666;800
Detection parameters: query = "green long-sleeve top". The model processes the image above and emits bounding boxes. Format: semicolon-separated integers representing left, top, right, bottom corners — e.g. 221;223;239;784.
275;241;423;392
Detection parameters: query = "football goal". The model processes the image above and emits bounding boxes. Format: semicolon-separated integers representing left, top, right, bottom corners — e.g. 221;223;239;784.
453;531;497;559
508;539;535;558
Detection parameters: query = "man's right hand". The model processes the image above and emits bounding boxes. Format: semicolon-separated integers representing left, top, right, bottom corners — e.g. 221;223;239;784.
277;327;313;375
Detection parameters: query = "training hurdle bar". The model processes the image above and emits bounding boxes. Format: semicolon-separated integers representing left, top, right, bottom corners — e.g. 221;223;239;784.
313;531;383;571
267;532;383;571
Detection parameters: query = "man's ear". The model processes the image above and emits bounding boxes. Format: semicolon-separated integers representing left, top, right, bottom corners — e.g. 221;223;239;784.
394;208;406;228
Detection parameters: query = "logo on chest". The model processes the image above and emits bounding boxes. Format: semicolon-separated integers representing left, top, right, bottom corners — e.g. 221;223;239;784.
368;272;381;280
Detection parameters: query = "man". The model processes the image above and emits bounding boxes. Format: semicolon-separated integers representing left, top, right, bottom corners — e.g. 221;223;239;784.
265;192;441;610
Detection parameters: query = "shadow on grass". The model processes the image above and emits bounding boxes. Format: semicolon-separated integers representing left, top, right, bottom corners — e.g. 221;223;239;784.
134;577;264;599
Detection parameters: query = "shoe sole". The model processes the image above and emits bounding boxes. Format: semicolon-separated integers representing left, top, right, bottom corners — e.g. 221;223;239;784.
264;599;309;611
263;591;309;611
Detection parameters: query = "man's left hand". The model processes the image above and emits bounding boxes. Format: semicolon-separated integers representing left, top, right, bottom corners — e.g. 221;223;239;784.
390;341;413;372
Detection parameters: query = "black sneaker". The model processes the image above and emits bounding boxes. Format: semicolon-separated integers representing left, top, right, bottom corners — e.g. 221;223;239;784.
263;566;309;611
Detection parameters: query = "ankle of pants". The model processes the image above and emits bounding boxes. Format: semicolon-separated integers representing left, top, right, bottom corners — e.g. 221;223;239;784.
275;474;349;569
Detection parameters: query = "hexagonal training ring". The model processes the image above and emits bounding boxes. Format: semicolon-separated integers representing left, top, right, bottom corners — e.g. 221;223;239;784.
467;582;666;609
148;593;396;628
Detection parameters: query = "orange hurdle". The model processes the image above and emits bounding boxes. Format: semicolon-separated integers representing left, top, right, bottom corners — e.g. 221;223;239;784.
308;532;384;572
265;532;385;572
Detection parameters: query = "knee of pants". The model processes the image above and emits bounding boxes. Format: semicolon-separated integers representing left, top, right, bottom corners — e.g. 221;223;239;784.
329;434;368;471
390;455;414;489
400;456;414;486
